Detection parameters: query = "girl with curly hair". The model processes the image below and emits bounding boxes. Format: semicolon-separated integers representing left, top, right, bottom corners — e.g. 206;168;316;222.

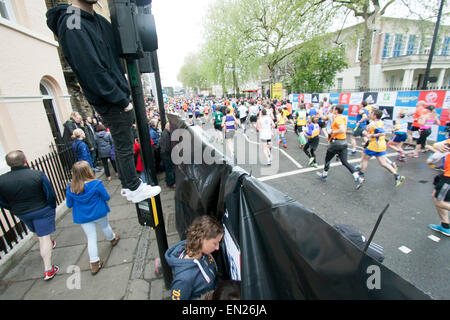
165;215;224;300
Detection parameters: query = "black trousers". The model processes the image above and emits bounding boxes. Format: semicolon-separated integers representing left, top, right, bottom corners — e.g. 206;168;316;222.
324;140;355;174
303;136;319;162
100;157;117;178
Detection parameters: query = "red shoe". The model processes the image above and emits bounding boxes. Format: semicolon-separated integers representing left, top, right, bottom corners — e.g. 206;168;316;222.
278;139;282;144
283;144;287;148
44;265;59;281
52;240;56;249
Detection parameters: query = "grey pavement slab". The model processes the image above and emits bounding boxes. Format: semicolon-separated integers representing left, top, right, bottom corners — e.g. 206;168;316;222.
23;263;133;300
125;279;150;300
3;244;85;282
0;279;36;300
105;237;139;267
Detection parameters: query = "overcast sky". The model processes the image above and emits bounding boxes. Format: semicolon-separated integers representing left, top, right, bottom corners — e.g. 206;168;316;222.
151;0;447;89
152;0;211;89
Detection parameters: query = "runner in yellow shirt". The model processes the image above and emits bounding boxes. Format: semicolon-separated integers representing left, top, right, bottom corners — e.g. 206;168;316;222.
356;109;405;188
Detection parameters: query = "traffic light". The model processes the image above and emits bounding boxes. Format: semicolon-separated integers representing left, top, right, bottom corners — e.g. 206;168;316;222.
107;0;158;60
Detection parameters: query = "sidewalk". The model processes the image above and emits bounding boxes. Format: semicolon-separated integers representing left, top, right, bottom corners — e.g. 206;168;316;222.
0;170;180;300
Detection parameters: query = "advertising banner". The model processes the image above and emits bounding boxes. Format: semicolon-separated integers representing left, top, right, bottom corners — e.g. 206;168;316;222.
347;116;357;129
348;104;360;117
329;93;340;104
363;92;378;105
319;93;330;104
271;83;283;100
349;92;364;105
443;91;450;109
419;90;446;109
311;94;320;106
395;91;420;107
377;91;397;106
339;93;351;105
303;93;312;104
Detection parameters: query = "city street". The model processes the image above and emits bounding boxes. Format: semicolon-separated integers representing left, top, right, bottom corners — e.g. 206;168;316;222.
195;117;450;300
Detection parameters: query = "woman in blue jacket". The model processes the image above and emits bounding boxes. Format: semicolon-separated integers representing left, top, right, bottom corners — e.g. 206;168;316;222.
66;161;120;275
165;215;224;300
71;128;94;169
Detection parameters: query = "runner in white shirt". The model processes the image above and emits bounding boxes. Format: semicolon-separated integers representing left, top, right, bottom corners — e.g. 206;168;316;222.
248;102;260;131
238;103;248;133
256;107;276;165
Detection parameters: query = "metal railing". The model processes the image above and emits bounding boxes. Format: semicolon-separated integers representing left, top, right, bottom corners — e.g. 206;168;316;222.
0;143;76;259
300;85;450;94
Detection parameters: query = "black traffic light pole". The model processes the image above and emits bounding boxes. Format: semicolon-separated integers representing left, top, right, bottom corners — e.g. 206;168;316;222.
150;51;167;129
126;59;172;289
422;0;445;90
107;0;172;289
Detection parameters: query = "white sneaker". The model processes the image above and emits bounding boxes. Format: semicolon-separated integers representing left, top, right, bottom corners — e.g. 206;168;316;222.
128;182;161;203
121;188;131;198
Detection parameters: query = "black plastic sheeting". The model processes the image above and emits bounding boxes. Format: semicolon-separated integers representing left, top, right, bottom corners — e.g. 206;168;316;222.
167;114;431;300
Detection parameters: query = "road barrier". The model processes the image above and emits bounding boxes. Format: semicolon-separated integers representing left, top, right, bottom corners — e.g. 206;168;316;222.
168;113;431;299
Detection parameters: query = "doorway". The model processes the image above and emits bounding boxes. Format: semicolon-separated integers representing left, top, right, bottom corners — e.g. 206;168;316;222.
40;81;63;146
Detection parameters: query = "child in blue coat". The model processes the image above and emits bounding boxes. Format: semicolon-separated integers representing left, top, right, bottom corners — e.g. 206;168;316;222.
66;161;120;275
71;128;94;168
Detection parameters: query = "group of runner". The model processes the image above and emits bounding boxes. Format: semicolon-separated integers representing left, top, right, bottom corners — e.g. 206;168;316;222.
166;96;445;191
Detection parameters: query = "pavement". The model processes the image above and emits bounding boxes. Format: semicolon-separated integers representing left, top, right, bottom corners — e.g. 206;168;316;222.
0;170;180;300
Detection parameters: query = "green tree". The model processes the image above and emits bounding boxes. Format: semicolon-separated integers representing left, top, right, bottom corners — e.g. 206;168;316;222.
289;42;348;93
201;0;261;96
239;0;336;84
177;53;209;94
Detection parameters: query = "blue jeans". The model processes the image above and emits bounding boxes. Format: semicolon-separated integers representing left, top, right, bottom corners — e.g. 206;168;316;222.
98;109;141;191
80;215;115;263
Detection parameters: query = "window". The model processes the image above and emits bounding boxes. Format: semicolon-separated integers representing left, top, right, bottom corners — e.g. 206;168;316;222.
382;33;392;59
356;39;364;62
337;78;343;92
0;140;7;175
419;36;432;55
389;75;395;89
354;76;360;90
0;0;15;21
407;35;417;55
393;34;404;57
442;37;450;55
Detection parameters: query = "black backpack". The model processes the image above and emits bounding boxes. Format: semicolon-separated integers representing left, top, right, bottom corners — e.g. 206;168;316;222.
333;224;384;263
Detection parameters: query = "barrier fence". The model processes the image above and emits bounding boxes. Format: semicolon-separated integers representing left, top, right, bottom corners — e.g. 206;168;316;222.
168;113;431;299
290;89;450;142
0;143;75;259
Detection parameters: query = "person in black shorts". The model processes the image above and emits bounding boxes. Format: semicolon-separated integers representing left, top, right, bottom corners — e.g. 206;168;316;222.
429;140;450;236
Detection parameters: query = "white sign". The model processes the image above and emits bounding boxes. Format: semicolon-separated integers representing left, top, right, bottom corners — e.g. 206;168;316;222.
223;224;241;281
443;91;450;109
303;94;312;104
377;91;397;106
319;93;329;104
350;92;364;105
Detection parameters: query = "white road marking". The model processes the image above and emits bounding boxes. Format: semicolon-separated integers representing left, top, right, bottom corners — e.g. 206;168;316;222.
241;132;303;168
428;235;441;242
258;151;402;182
398;246;412;254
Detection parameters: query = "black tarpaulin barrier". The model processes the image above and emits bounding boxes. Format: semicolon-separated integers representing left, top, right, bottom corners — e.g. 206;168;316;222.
233;174;431;299
167;114;230;240
167;114;431;300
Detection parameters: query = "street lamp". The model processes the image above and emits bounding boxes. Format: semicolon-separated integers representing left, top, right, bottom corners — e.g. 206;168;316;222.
422;0;445;90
